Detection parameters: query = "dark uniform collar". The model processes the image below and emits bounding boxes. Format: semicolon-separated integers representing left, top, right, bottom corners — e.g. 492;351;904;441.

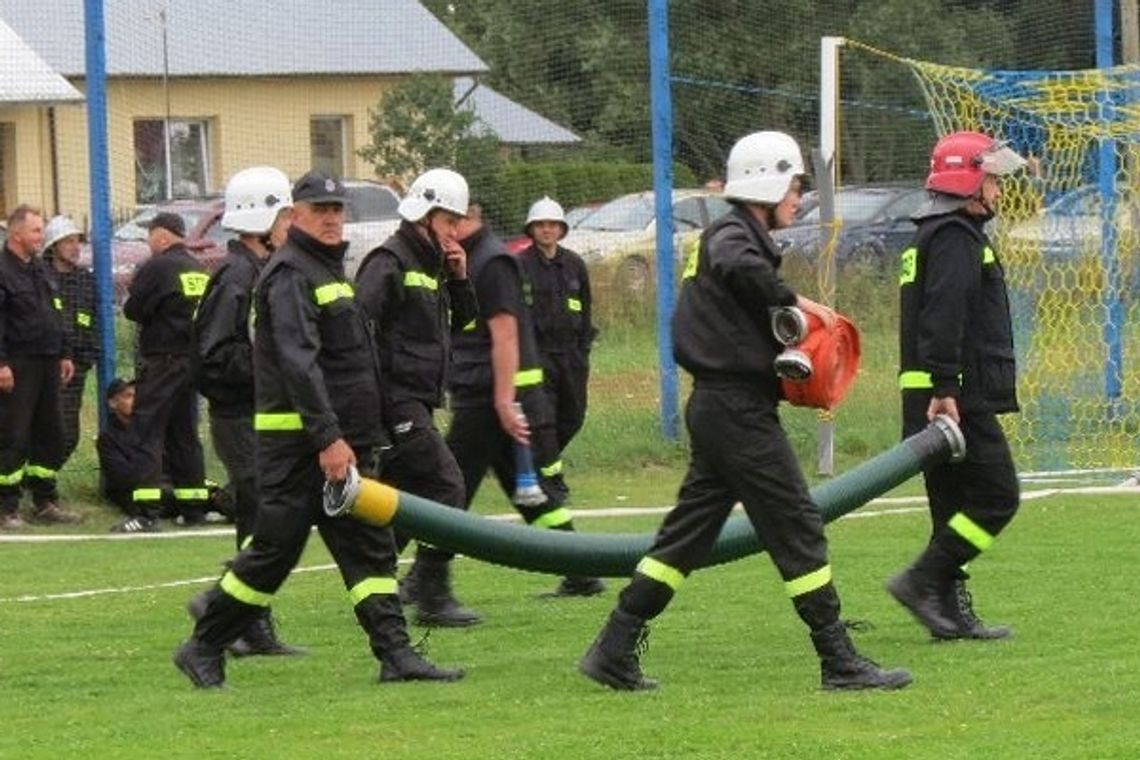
526;243;563;265
729;203;781;257
287;225;348;266
227;238;268;269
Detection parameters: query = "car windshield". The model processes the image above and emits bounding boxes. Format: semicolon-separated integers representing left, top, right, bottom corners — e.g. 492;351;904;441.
114;208;209;241
797;189;908;224
578;195;655;232
345;184;400;222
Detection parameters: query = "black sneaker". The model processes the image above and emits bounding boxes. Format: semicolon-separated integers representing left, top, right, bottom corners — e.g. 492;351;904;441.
173;638;226;688
111;515;161;533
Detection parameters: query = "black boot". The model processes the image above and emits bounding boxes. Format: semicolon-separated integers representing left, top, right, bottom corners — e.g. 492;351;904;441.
886;566;959;639
941;579;1012;640
397;563;421;606
579;609;658;691
545;575;607;598
414;558;483;628
231;608;308;656
379;645;466;683
173;637;226;688
810;621;912;691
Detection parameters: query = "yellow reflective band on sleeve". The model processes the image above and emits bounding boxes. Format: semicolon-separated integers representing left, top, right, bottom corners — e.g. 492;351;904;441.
899;247;917;285
949;513;995;551
76;311;92;327
532;508;572;529
179;272;209;298
898;370;934;389
462;318;477;332
514;368;544;387
681;238;700;279
403;271;439;291
239;534;254;551
254;412;303;431
348;577;399;606
982;246;996;265
313;282;354;306
173;488;209;501
24;464;57;479
0;469;24;486
636;556;685;591
52;296;63;310
132;488;163;502
540;460;563;477
566;297;582;313
785;564;832;598
220;570;273;607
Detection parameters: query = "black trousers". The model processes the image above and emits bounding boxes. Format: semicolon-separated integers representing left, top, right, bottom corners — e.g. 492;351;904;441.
539;350;589;453
0;355;65;510
445;393;566;526
193;441;409;655
59;361;92;465
130;354;206;517
903;392;1020;566
209;411;258;547
618;383;840;631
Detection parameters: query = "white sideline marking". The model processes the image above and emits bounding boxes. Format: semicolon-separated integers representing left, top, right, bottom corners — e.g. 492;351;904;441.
2;486;1136;604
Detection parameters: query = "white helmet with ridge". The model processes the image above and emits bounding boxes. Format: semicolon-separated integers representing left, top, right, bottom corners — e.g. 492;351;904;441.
398;168;469;223
221;166;293;235
723;131;805;205
43;215;83;251
524;196;568;238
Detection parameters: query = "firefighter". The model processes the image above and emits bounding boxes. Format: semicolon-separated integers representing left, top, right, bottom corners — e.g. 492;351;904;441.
42;215;97;467
122;212;210;529
191;166;303;656
579;132;911;692
447;202;605;598
887;131;1027;640
0;205;79;528
516;197;597;505
174;171;463;688
355;168;482;627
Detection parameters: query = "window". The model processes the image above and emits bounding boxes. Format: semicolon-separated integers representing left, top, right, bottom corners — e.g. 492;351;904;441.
311;117;348;178
133;119;212;203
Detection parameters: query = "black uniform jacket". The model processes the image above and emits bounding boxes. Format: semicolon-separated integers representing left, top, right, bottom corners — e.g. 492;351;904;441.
253;226;384;454
899;212;1018;414
48;258;97;367
355;220;477;411
673;204;796;395
516;243;597;355
0;245;68;361
123;244;208;356
97;413;139;499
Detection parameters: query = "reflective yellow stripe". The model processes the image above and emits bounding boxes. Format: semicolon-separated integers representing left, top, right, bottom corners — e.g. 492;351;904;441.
949;513;995;551
24;464;56;479
348;577;398;606
899;247;917;285
180;272;209;298
681;238;700;279
52;296;63;310
254;412;303;431
220;570;272;607
239;534;254;550
0;469;23;486
566;297;582;313
532;507;572;529
785;564;832;598
982;246;995;265
173;488;209;501
898;370;933;389
514;368;543;387
403;271;438;291
462;318;477;332
76;311;92;327
539;460;563;477
313;282;354;306
132;488;163;502
636;556;685;591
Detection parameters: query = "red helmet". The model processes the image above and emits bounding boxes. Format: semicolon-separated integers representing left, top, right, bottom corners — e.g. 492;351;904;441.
925;131;1026;198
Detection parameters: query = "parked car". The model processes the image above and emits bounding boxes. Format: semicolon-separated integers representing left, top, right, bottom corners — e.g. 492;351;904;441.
564;189;733;294
1004;184;1140;264
772;183;927;271
503;201;603;254
340;178;403;276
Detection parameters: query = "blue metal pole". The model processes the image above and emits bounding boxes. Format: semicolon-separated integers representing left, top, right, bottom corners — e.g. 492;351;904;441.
83;0;117;431
648;0;679;440
1094;0;1123;404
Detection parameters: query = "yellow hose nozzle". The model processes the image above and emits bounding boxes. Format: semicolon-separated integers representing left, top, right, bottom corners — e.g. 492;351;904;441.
323;466;400;527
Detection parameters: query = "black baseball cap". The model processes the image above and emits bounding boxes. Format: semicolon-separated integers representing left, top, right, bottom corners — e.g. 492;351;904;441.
144;212;187;238
292;171;347;205
106;377;135;401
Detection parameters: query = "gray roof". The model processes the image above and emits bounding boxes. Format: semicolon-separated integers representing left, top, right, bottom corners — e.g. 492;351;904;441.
454;77;580;145
0;0;487;77
0;18;83;104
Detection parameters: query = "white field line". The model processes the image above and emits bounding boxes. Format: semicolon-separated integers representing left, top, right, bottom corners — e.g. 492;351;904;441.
2;486;1137;604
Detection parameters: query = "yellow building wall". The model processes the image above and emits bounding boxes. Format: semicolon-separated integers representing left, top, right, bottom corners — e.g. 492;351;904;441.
0;105;68;219
48;75;399;224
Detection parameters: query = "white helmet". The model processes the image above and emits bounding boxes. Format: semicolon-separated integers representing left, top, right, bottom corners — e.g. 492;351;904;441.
222;166;293;234
43;215;83;251
723;131;805;205
524;196;568;238
398;168;469;223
